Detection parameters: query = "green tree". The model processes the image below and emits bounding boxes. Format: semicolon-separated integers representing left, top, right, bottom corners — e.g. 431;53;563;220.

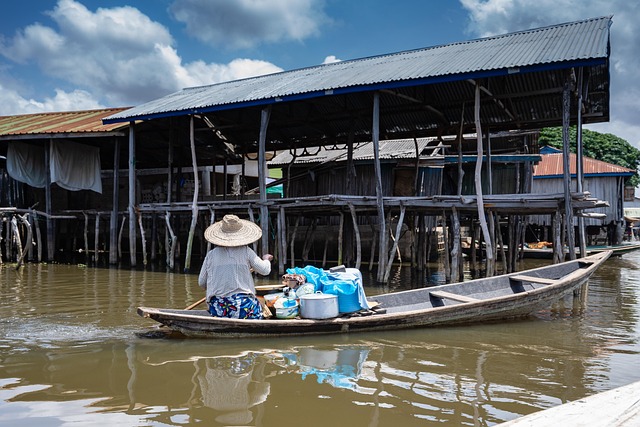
538;127;640;187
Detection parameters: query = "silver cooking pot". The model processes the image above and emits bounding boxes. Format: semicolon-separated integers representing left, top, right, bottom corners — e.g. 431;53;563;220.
299;292;339;319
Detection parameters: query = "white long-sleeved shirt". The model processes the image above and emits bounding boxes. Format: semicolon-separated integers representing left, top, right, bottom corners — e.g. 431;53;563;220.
198;246;271;300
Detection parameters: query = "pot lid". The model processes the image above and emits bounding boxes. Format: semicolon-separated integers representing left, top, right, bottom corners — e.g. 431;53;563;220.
299;292;337;300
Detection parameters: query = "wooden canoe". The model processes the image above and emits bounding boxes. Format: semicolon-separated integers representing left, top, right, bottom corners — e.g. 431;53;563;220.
137;251;611;338
522;242;640;259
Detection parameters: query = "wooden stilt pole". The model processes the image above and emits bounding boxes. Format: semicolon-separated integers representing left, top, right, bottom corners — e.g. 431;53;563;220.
384;204;406;282
290;216;300;269
442;214;451;283
473;83;494;276
109;137;120;265
184;115;200;272
348;203;362;270
94;213;100;263
450;207;461;282
128;122;137;267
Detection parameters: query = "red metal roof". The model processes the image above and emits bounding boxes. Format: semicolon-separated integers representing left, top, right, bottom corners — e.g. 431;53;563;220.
533;152;635;176
0;108;130;137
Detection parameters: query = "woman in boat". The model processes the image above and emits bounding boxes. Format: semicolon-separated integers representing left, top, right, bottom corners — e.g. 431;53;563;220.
199;214;273;319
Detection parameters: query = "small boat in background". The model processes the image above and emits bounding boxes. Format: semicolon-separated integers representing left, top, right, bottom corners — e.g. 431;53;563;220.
137;251;611;338
522;241;640;259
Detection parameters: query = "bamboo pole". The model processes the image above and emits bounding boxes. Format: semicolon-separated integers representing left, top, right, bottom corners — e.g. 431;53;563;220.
207;207;215;253
184;115;200;272
473;84;494;276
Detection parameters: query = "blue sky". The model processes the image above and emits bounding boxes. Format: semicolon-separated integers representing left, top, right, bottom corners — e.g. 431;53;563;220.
1;0;639;149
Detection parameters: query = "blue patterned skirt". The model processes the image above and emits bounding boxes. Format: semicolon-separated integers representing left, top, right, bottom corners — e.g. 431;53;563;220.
207;293;263;319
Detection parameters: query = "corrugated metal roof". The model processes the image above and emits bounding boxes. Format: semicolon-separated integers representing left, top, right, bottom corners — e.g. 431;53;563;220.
269;138;442;165
0;108;129;137
533;152;635;177
105;16;611;123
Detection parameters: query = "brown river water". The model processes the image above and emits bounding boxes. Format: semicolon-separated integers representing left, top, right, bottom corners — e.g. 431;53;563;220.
1;253;639;427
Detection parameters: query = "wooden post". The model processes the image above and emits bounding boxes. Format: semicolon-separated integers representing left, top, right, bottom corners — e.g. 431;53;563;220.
289;216;300;268
15;213;32;269
165;211;176;270
45;138;54;261
576;68;587;258
372;92;387;282
338;212;344;266
473;84;495;275
258;106;271;256
109;137;120;264
137;209;147;266
277;208;285;275
450;207;461;282
441;214;450;282
207;207;215;253
94;213;100;263
32;210;42;262
348;203;362;270
118;216;126;259
384;204;406;282
184;115;200;272
128;122;137;267
83;212;89;263
562;78;576;260
553;210;563;264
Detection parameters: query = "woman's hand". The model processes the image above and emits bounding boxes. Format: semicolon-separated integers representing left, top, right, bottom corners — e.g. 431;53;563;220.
262;254;273;261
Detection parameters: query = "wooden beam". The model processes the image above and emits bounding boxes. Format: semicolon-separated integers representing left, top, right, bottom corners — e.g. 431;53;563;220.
109;137;120;264
430;290;478;303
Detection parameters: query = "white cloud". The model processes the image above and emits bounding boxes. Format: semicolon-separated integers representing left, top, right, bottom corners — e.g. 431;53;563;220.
0;0;283;113
169;0;329;49
322;55;341;64
0;83;103;115
459;0;640;150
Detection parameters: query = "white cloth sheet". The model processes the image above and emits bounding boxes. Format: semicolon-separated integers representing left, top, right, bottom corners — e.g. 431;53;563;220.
6;140;102;193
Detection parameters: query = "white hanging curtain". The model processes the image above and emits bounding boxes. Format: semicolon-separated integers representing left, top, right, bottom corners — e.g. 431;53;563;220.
6;142;47;188
6;140;102;193
50;140;102;193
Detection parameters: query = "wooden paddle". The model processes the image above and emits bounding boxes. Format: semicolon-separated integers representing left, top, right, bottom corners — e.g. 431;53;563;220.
185;296;207;310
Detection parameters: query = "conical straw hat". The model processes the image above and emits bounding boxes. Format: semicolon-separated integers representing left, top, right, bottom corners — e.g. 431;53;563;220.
204;214;262;247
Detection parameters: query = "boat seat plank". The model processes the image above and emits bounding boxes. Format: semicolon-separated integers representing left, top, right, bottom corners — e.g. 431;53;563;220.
510;275;557;285
429;291;478;303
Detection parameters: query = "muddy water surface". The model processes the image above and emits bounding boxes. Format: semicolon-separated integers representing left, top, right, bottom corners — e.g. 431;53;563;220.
1;254;639;426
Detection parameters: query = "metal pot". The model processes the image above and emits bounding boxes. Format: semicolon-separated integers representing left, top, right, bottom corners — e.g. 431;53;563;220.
299;292;339;319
